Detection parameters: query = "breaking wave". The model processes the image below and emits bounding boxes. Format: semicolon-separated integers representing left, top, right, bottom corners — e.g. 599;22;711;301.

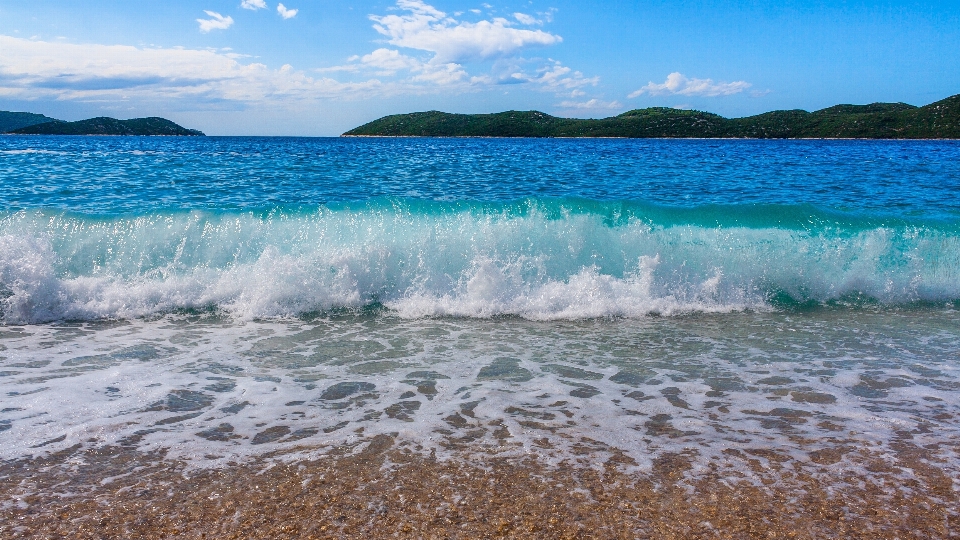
2;199;958;323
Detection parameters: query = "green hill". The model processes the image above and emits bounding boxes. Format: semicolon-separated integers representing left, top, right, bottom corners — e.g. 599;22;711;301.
344;93;960;139
0;111;61;133
9;116;204;136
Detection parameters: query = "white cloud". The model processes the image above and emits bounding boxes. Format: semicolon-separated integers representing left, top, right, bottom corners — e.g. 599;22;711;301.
525;61;598;91
311;1;586;95
370;0;561;63
0;0;597;108
315;64;361;73
360;48;422;75
513;12;539;25
629;72;751;98
355;48;468;86
323;50;593;95
240;0;267;10
197;11;234;33
277;3;298;19
414;62;469;85
0;35;381;105
558;98;622;110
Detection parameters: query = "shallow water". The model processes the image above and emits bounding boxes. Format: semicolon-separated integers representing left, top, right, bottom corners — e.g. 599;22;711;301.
1;308;957;490
1;136;959;492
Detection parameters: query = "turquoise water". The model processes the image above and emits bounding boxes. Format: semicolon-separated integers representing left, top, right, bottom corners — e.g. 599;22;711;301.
2;137;959;322
1;135;959;481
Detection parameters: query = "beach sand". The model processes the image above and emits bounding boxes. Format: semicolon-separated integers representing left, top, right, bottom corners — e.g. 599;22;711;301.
3;434;956;539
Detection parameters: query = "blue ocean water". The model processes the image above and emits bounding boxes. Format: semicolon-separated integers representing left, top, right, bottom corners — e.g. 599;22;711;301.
1;135;959;479
1;136;959;322
3;136;960;216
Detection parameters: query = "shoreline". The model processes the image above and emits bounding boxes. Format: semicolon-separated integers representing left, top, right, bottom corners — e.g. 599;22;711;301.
2;439;956;539
340;134;960;140
6;133;958;140
2;310;959;539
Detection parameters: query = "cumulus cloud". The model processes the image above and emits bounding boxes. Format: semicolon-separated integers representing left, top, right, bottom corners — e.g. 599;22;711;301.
414;62;469;85
277;3;298;19
0;35;381;105
484;60;597;93
323;52;592;94
350;48;468;85
558;98;622;110
513;13;539;25
370;0;560;63
628;72;750;98
360;48;422;75
0;0;601;108
197;11;234;33
314;2;591;95
528;61;598;91
240;0;267;10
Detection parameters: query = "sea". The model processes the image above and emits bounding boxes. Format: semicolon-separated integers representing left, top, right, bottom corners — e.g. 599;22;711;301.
1;136;959;526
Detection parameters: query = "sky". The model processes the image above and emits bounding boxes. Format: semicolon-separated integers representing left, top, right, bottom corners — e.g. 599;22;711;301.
1;0;958;135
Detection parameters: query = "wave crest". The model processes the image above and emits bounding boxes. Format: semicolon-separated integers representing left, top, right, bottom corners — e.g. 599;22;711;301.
2;202;959;323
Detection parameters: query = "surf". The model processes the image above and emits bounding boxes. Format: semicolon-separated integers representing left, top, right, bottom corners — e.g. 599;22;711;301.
1;198;958;323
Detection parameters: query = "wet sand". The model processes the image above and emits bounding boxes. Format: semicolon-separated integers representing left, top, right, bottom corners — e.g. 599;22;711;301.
2;435;956;539
3;313;959;538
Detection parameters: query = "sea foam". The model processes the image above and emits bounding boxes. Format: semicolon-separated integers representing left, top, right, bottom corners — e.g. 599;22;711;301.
2;200;959;323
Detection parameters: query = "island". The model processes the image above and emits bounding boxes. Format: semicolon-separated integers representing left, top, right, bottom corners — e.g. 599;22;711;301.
1;115;204;136
0;111;60;134
343;93;960;139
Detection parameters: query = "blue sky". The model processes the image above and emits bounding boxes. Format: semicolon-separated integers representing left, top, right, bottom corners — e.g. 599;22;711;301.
1;0;958;135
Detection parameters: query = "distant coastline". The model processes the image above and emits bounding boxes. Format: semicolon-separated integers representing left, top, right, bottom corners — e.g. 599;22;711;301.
0;113;204;136
343;93;960;139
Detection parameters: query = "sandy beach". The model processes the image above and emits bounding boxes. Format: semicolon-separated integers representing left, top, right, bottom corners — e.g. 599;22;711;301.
3;427;957;539
3;137;960;539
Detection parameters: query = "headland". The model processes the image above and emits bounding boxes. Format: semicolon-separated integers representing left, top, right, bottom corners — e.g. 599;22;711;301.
1;114;204;136
344;93;960;138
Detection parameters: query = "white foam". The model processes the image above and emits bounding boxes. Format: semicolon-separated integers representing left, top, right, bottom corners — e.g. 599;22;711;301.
0;149;68;155
1;208;959;323
1;311;958;485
